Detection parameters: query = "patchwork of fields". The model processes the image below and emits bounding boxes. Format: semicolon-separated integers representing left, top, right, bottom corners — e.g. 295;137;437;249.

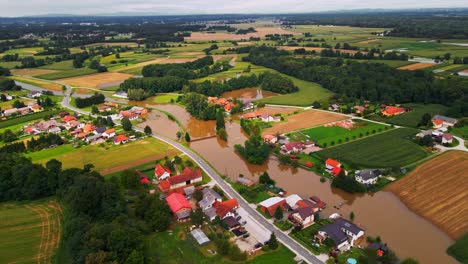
387;151;468;239
0;200;62;264
316;128;429;168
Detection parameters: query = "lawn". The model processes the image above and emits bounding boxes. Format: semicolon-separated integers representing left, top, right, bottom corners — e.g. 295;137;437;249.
145;223;296;264
385;103;449;128
447;234;468;264
0;199;62;264
142;93;181;104
288;120;389;147
316;128;429;169
26;137;179;173
290;219;333;255
451;125;468;140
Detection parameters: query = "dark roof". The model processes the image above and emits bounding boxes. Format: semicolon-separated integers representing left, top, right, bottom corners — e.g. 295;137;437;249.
319;223;348;246
335;218;364;236
355;169;381;180
223;216;240;228
433;115;458;124
293;207;314;220
95;127;106;133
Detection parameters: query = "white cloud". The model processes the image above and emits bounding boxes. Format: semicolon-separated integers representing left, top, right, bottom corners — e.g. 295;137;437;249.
0;0;467;17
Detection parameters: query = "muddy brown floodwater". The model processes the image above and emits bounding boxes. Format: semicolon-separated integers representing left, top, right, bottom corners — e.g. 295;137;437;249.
221;88;278;101
189;121;457;264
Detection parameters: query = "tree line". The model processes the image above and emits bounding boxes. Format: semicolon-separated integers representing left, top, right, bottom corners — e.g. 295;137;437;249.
245;46;468;117
75;93;105;108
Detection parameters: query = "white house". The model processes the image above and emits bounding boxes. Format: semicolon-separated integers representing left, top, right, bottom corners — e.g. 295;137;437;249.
260;114;281;123
355;169;382;185
442;133;453;144
290;207;315;228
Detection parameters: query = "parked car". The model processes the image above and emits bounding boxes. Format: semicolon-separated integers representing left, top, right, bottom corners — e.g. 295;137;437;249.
254;243;263;249
241;220;247;225
242;233;250;238
236;216;242;221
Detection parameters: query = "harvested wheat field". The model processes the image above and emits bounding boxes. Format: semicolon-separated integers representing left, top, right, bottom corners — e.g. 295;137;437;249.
185;27;299;41
115;56;204;72
58;72;133;88
12;76;63;91
262;109;347;136
398;63;435;70
11;68;58;77
387;151;468;239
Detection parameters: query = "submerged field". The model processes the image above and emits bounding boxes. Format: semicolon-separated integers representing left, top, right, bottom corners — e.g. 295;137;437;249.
26;137;179;174
387;151;468;240
316;128;429;168
0;199;62;264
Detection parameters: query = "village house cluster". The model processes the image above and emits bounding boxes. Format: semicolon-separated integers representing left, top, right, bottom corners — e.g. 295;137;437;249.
1;101;43;118
208;96;236;113
416;115;458;145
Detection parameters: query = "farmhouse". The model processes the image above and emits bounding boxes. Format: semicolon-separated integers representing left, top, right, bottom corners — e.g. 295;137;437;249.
289;207;315;228
62;115;77;123
154;164;171;181
258;197;287;217
263;134;278;144
241;111;263;119
281;142;304;154
382;106;406;116
214;199;239;219
325;158;343;177
199;188;222;210
114;135;129;145
166;193;192;221
260;114;281;123
355;169;382;185
102;128;116;138
432;115;458;127
317;218;365;250
159;168;202;191
208;96;236;113
120;110;138;120
3;108;19;116
442;133;453;144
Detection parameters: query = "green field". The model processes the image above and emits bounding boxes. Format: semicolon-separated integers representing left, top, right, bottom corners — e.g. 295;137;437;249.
288;120;389;147
451;125;468;140
39;60;76;70
36;67;97;80
147;93;181;104
385;103;449;128
316;128;429;169
0;199;62;264
145;223;296;264
26;137;179;172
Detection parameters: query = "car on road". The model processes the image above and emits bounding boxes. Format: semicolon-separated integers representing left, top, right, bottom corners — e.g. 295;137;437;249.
236;216;242;221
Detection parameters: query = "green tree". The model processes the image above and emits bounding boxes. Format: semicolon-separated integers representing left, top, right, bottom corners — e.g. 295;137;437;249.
123;250;145;264
144;125;152;135
350;211;355;221
418;112;432;127
185;132;191;142
91;105;99;114
12;100;25;108
191;208;205;225
216;110;225;131
259;172;275;185
193;189;203;202
176;131;182;140
268;233;279;250
217;128;228;141
274;206;283;220
120;170;140;189
121;117;132;131
401;258;419;264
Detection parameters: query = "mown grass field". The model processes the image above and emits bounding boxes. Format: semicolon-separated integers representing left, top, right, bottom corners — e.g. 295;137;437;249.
0;199;62;264
316;128;429;168
385;103;449;128
288;120;389;147
26;137;179;173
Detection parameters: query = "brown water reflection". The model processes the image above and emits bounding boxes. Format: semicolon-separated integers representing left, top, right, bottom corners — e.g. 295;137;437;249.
190;121;456;264
221;88;278;101
138;110;180;139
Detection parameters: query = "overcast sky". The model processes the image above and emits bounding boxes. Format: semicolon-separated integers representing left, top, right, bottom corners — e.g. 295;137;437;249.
1;0;467;17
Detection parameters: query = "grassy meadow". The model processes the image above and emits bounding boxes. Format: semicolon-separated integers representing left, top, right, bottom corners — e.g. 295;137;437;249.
316;128;429;169
385;103;449;127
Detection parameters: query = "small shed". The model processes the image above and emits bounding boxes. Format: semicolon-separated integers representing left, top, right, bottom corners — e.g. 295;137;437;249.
190;228;210;246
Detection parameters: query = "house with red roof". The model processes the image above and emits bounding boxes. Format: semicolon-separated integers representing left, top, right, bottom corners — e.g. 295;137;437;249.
120;111;138;120
114;135;129;145
263;134;278;144
82;124;97;133
62;115;77;123
102;128;116;139
166;193;192;221
442;133;453;144
258;197;287;217
140;177;150;184
382;106;406;116
154;164;171;181
214;199;239;219
325;158;341;170
281;142;304;154
159;168;202;191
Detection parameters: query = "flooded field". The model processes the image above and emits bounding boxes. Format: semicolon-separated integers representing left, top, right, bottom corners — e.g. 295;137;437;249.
190;121;457;264
221;88;277;101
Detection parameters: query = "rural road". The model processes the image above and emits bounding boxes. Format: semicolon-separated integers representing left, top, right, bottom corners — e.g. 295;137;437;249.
51;85;324;264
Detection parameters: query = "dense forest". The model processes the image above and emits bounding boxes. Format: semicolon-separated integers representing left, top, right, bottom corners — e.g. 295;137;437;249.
0;152;173;263
245;46;468;117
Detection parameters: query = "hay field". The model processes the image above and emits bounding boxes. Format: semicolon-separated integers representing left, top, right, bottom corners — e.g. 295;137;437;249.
387;151;468;239
398;63;436;70
11;68;58;77
262;110;347;135
0;200;62;264
185;27;299;41
10;76;63;91
58;72;133;88
114;55;204;73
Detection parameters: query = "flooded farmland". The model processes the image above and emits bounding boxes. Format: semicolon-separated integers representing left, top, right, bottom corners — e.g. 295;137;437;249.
221;88;278;101
144;103;456;264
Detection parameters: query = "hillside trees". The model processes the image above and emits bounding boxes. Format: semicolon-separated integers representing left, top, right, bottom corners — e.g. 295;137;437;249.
74;92;105;108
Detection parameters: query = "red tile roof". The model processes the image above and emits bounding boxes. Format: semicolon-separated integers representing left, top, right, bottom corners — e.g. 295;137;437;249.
114;135;129;143
120;111;137;118
167;168;202;186
433;119;443;126
283;142;304;152
443;133;453;140
140;177;150;184
154;164;171;178
325;158;341;168
159;180;171;191
166;193;192;214
332;167;342;177
260;199;287;216
383;106;405;116
214;199;239;218
105;128;115;134
63;115;77;122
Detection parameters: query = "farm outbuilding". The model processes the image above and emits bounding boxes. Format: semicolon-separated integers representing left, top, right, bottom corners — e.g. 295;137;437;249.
190;228;210;246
